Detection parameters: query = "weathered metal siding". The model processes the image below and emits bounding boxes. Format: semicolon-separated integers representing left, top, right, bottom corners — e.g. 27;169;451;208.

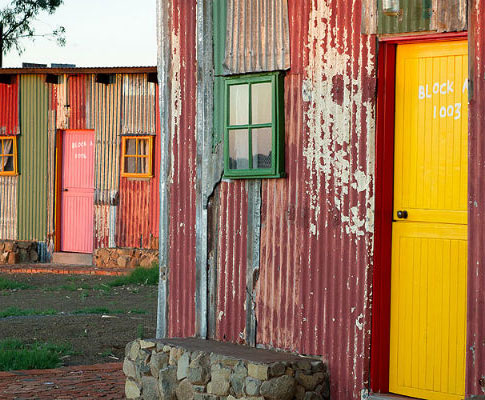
224;0;290;74
377;0;433;34
215;181;248;343
117;74;158;249
18;75;49;241
93;75;122;249
0;77;19;135
0;77;19;239
68;75;88;130
256;2;376;399
168;0;198;337
467;1;485;396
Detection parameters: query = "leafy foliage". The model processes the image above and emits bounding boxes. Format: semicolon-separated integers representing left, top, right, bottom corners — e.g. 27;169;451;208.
0;0;66;55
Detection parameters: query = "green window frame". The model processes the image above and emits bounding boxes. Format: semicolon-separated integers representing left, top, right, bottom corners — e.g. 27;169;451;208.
223;72;285;179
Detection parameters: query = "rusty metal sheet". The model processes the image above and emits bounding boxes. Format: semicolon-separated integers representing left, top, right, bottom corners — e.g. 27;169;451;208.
56;75;69;130
435;0;467;32
378;0;433;34
122;74;156;134
224;0;290;74
0;76;19;135
467;1;485;395
255;2;376;399
361;0;378;34
215;181;248;343
0;177;17;240
94;204;110;249
68;75;87;130
167;0;197;338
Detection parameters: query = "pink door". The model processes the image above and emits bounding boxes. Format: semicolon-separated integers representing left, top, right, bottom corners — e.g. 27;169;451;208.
61;130;95;253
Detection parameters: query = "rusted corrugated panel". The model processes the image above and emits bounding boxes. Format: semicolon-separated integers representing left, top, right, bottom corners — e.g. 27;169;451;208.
435;0;467;32
150;84;160;244
122;74;156;134
117;75;158;249
0;76;19;135
94;74;122;205
94;204;110;249
168;0;197;338
56;75;69;130
224;0;290;74
467;1;485;396
378;0;433;34
68;75;87;130
17;75;49;241
215;181;248;343
0;177;17;240
256;2;376;400
361;0;378;34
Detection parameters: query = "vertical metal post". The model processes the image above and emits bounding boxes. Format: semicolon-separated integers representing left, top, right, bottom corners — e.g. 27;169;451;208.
156;0;172;339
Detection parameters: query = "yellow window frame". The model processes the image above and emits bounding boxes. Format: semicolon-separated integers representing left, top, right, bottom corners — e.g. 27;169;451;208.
121;135;153;178
0;136;18;176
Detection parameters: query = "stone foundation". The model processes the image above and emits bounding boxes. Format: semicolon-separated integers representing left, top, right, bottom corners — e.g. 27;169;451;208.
124;338;329;400
94;248;159;269
0;240;40;265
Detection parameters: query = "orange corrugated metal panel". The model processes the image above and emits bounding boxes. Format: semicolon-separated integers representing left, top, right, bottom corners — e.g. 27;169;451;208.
216;181;248;343
224;0;290;74
467;1;485;396
168;0;197;338
0;76;19;136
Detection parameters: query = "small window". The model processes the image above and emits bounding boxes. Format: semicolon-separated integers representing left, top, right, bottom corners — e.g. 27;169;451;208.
223;72;285;179
121;135;153;178
0;136;18;176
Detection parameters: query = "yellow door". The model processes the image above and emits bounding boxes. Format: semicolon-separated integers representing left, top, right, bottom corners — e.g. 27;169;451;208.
390;41;468;400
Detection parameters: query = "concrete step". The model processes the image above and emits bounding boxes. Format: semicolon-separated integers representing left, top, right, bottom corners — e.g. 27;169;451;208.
52;252;93;266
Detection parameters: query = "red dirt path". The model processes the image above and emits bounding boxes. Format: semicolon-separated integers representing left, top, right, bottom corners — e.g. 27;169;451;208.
0;363;124;399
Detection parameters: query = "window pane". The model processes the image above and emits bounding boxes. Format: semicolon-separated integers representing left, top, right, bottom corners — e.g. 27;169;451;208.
124;156;137;174
3;155;14;172
228;129;249;170
229;84;249;125
252;128;272;169
251;82;272;124
125;139;137;155
137;157;148;174
138;139;149;156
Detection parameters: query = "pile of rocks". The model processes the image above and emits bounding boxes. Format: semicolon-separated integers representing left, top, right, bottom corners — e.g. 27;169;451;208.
94;248;158;269
0;240;39;264
124;338;329;400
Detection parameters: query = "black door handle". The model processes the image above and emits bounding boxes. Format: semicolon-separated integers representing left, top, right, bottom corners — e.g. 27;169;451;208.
63;188;68;192
396;210;408;219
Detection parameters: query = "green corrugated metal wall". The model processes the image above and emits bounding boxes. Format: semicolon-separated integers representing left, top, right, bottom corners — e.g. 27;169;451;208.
18;75;49;241
378;0;433;34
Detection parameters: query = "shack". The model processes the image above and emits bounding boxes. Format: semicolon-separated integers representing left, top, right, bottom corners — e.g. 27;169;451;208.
0;66;160;268
149;1;485;400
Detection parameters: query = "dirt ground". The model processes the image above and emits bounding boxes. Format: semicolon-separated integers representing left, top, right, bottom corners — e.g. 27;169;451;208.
0;273;158;366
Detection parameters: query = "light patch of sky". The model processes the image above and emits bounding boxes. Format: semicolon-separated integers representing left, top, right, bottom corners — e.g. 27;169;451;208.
2;0;157;68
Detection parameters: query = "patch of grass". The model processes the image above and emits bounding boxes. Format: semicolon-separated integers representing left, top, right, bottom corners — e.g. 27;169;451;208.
128;309;147;315
0;307;57;318
0;277;34;290
72;307;124;315
43;282;92;292
0;339;74;371
106;264;159;287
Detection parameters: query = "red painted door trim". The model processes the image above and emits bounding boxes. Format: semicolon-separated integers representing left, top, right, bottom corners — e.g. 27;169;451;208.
370;30;469;394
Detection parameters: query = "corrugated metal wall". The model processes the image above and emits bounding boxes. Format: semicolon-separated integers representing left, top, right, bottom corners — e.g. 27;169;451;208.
0;77;19;239
17;75;49;241
216;181;248;343
467;1;485;396
224;0;290;74
377;0;433;34
93;75;122;248
167;0;198;338
117;74;159;249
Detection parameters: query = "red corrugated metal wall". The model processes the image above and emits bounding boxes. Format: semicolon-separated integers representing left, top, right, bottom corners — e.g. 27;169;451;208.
0;77;19;135
467;1;485;396
68;75;87;130
215;181;248;343
167;0;198;337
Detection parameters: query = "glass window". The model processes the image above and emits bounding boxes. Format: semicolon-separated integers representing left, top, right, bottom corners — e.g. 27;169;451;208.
0;136;18;176
121;136;153;178
224;73;285;179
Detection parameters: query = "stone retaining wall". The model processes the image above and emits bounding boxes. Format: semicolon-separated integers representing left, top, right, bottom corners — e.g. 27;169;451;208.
0;241;39;264
124;338;329;400
94;248;158;269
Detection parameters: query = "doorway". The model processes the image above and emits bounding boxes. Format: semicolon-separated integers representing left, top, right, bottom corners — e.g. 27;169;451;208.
59;130;95;253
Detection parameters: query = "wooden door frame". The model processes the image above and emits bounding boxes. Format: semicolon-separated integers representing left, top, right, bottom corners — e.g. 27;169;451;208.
370;31;468;394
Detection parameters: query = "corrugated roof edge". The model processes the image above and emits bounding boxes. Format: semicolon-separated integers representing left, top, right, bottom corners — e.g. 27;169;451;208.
0;66;157;75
